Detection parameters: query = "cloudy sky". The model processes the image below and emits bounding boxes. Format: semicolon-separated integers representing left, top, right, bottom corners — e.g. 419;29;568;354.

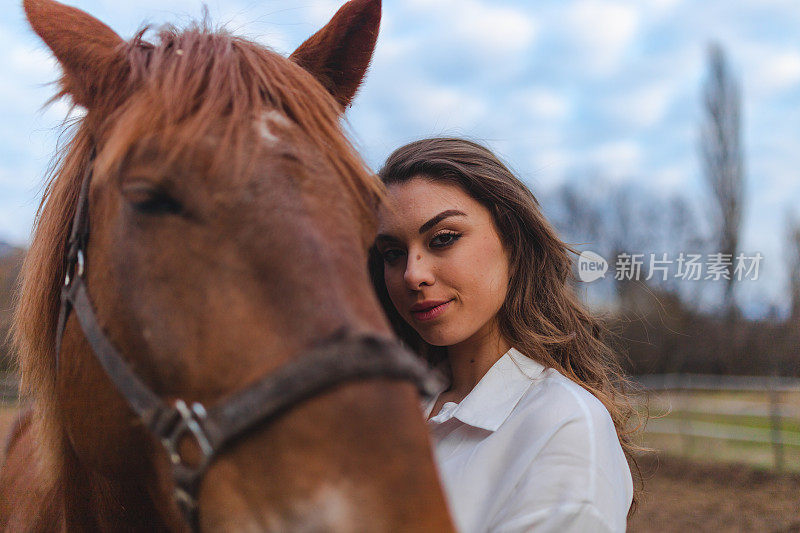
2;0;800;315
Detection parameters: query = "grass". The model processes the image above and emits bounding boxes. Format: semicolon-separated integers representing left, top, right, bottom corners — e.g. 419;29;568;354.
658;410;800;434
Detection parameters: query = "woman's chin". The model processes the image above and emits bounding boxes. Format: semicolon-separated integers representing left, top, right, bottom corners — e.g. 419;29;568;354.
418;328;465;348
422;336;451;347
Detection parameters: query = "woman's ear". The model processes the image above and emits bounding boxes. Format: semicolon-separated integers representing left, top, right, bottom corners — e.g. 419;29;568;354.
290;0;381;110
24;0;128;110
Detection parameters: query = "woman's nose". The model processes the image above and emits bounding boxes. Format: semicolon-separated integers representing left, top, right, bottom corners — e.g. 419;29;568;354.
403;252;435;290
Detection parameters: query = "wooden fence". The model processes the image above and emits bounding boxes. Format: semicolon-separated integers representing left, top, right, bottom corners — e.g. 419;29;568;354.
3;371;799;470
633;373;800;472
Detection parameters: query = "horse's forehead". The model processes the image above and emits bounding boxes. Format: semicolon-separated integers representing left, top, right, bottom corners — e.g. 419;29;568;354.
255;110;292;146
101;108;296;168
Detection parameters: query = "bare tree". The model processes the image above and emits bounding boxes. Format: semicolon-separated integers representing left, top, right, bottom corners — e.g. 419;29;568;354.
785;211;800;321
548;178;603;245
701;43;745;318
547;176;707;307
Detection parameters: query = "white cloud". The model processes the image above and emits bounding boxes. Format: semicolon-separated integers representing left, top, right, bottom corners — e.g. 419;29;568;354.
530;148;572;176
304;0;347;27
651;163;693;191
605;82;676;129
587;139;642;177
405;0;538;56
403;82;487;129
373;34;417;64
450;2;538;55
564;0;640;76
648;0;684;13
0;43;59;113
44;100;82;123
742;0;800;9
223;8;293;54
7;45;58;80
516;88;571;122
0;167;12;189
751;50;800;95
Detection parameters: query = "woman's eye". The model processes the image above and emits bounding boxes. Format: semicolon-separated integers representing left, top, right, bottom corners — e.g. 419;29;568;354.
430;232;462;248
382;249;404;264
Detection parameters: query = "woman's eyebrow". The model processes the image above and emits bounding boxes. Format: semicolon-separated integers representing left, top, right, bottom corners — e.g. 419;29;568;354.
375;209;467;243
418;210;467;234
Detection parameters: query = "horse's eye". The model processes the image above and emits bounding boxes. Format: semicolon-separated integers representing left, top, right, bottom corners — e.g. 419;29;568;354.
123;181;182;215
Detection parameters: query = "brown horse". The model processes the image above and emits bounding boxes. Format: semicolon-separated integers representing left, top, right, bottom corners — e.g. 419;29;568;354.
0;0;455;530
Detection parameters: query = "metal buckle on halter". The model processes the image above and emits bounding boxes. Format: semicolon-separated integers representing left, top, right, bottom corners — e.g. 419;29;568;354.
161;400;215;469
159;399;215;513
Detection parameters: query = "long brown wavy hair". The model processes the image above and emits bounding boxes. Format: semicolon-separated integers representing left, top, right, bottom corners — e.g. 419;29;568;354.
368;137;648;516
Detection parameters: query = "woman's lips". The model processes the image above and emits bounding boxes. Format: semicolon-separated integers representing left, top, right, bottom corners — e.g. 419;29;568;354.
410;299;454;322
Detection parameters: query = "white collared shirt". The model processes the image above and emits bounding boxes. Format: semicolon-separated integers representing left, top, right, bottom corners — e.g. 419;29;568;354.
421;347;633;533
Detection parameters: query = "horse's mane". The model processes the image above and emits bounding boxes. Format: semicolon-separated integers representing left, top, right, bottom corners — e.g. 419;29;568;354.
11;21;383;469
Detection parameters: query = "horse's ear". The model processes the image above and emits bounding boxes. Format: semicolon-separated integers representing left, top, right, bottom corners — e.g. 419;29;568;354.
290;0;381;110
23;0;127;110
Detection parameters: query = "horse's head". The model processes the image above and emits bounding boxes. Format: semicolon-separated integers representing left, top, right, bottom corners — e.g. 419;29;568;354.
18;0;451;530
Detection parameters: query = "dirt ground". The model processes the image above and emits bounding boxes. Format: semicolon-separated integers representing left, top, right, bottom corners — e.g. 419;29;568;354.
628;452;800;532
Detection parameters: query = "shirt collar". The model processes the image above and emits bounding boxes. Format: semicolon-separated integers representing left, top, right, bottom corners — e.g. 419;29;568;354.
422;347;546;432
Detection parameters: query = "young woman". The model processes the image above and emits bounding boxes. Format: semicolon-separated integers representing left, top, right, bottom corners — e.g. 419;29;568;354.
369;138;643;532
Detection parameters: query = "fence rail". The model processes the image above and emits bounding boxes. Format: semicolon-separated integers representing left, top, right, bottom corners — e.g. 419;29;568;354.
632;373;800;472
3;371;799;469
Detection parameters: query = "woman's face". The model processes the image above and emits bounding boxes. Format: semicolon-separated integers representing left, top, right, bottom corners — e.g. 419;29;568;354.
375;177;510;347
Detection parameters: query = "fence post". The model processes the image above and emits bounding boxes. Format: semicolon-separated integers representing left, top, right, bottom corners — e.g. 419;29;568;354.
768;384;784;472
678;378;694;458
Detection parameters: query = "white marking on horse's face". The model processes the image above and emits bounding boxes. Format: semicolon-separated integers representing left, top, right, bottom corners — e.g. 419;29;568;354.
263;483;358;532
255;110;291;145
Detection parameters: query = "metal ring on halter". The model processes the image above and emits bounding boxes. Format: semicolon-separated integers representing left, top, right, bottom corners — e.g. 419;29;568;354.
64;249;86;287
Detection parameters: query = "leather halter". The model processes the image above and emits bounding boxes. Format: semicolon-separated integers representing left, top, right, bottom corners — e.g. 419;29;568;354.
54;148;444;528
